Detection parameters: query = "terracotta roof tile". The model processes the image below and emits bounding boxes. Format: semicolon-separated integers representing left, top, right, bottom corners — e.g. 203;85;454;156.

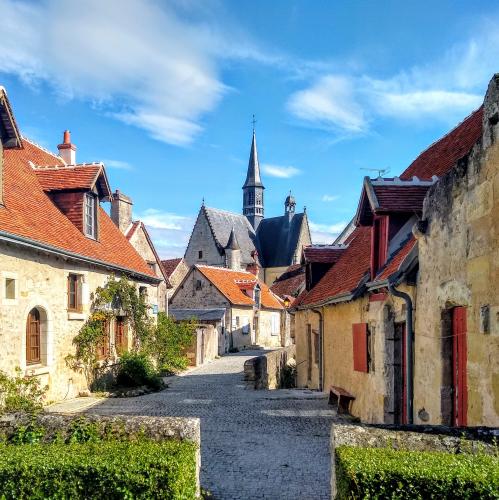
303;246;345;264
161;258;183;278
376;236;417;281
196;265;283;309
295;226;371;307
0;139;156;280
373;184;430;212
401;106;483;180
270;264;305;299
34;165;101;191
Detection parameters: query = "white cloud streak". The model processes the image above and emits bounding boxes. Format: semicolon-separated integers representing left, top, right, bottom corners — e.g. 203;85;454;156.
135;208;194;259
261;163;301;178
102;159;133;171
321;194;339;202
309;221;347;244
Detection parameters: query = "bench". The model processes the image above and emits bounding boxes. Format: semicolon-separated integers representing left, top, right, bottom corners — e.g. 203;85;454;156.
328;385;355;415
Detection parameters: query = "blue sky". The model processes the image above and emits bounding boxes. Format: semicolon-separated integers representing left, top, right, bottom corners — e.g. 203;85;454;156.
1;0;497;257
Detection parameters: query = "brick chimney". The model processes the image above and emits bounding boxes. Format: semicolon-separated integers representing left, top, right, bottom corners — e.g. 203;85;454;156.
57;130;76;165
111;190;133;233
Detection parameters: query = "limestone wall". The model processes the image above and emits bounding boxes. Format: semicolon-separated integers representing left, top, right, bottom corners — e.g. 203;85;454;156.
414;84;499;426
0;243;157;402
244;345;296;389
184;211;224;267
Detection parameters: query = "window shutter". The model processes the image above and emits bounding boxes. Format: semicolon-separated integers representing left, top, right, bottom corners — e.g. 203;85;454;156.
352;323;368;372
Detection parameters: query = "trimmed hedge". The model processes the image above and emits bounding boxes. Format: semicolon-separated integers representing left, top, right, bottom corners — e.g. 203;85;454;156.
0;440;197;499
336;446;499;499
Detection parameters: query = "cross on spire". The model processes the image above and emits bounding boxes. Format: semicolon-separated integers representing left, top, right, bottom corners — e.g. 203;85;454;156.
252;114;257;132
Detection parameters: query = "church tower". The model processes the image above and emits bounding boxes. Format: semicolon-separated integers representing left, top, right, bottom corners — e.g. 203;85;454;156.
242;131;264;230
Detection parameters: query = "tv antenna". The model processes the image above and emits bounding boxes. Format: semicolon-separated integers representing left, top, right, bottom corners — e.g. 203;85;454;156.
360;167;390;177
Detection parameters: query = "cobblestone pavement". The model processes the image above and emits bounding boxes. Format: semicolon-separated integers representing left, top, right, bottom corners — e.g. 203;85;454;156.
85;351;341;499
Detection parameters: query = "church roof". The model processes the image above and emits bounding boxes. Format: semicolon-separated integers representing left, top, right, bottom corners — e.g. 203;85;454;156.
203;206;256;264
242;131;264;188
256;212;307;267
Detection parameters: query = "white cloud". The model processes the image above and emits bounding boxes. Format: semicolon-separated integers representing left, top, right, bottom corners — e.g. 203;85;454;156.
0;0;260;146
102;159;133;171
321;194;339;202
309;221;347;244
287;23;498;135
261;163;301;178
135;208;194;259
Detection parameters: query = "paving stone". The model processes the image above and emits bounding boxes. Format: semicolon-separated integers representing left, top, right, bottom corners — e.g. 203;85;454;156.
84;351;344;499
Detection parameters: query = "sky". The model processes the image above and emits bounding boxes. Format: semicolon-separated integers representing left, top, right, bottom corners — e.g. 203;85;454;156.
1;0;498;258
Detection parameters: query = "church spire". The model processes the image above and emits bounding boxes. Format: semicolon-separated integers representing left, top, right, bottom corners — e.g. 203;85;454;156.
242;126;265;230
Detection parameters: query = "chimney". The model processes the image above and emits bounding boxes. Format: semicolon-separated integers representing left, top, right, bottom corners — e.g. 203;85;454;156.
111;189;133;233
57;130;76;165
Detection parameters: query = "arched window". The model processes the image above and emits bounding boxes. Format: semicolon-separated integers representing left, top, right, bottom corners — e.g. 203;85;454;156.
26;308;41;365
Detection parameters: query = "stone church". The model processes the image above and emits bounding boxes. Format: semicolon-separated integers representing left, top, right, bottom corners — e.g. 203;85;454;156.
184;131;311;285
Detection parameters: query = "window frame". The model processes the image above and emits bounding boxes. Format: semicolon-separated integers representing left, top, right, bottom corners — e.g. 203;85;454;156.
5;277;16;300
84;192;97;239
26;308;41;365
114;316;128;355
67;273;82;312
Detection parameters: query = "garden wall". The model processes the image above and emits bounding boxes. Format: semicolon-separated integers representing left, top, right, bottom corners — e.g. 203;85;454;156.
244;345;296;389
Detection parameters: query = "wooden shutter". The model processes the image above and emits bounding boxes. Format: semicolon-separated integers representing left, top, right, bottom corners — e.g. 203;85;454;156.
26;308;41;364
352;323;368;372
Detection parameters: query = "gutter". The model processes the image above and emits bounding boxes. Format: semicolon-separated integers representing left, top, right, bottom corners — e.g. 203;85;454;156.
387;278;414;425
0;230;161;284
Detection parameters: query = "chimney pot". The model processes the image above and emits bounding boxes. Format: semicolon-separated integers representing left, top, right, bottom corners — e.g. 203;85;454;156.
63;130;71;144
57;129;76;164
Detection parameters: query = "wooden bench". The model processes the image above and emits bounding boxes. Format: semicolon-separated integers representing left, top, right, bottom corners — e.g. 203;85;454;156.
328;385;355;415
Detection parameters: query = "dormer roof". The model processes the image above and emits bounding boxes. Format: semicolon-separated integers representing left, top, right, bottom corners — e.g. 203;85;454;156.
0;87;21;148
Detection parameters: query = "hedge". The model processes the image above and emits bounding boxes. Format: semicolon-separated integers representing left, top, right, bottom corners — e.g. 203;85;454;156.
336;446;499;499
0;440;197;499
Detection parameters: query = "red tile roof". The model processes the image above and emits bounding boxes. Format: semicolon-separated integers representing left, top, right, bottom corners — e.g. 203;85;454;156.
401;106;483;180
295;226;371;307
373;185;430;213
161;258;183;278
0;139;157;281
196;265;283;309
270;264;305;299
34;165;101;191
302;246;345;264
376;236;417;281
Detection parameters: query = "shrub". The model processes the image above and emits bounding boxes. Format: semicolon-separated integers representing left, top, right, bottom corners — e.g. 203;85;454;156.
0;440;197;499
336;445;499;499
116;352;162;390
0;369;46;415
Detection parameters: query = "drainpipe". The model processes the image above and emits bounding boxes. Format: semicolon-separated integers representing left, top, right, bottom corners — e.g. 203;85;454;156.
311;308;324;392
388;280;414;424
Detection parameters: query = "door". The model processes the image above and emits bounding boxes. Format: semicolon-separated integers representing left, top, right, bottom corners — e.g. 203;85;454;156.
393;322;406;424
452;307;468;426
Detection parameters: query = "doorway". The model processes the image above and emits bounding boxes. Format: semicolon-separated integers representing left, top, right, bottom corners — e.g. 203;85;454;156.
452;306;468;426
393;322;407;424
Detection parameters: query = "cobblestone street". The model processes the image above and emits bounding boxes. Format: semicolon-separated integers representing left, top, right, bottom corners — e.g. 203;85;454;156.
84;351;338;499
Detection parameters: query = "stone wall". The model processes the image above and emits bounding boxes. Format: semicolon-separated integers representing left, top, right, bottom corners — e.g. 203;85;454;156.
0;243;157;402
244;345;296;389
330;422;498;499
0;412;201;495
414;77;499;426
186;325;219;366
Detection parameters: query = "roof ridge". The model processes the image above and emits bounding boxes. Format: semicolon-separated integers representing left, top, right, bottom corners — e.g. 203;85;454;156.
196;263;252;274
22;136;63;162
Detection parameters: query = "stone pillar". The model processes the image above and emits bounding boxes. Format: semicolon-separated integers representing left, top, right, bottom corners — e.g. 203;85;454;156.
111;190;133;234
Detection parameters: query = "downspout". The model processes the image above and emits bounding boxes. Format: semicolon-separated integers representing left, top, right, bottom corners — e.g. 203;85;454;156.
388;280;414;424
311;308;324;392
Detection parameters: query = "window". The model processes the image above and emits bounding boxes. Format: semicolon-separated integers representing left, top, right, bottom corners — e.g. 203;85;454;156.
195;279;202;291
84;193;97;238
67;274;82;311
236;316;240;328
254;285;261;308
148;262;156;273
26;308;41;365
139;286;148;300
198;250;203;259
5;278;15;299
248;192;255;205
271;313;279;336
97;320;110;360
114;317;128;355
352;323;369;372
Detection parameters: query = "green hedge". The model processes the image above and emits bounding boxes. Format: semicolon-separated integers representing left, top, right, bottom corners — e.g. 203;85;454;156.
0;440;197;499
336;446;499;499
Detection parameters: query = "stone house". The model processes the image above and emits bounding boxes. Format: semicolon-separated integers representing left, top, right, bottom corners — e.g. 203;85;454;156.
109;194;169;313
184;131;311;285
170;264;284;351
0;87;160;402
293;75;499;427
161;257;190;310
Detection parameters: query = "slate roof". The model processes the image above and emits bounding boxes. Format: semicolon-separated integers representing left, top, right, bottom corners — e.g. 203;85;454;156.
169;308;226;322
161;258;183;278
203;206;257;265
270;264;305;300
196;265;283;309
400;106;483;180
242;131;263;188
0;135;157;281
256;213;307;267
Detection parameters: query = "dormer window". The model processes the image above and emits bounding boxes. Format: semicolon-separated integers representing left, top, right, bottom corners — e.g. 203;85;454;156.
254;285;261;308
84;193;97;238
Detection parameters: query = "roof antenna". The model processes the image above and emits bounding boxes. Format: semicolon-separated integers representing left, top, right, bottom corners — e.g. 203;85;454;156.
361;167;390;177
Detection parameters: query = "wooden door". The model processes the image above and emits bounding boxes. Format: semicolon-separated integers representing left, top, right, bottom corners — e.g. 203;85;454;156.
452;307;468;426
26;308;41;364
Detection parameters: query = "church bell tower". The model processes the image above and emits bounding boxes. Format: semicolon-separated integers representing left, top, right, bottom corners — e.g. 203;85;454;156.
242;129;265;230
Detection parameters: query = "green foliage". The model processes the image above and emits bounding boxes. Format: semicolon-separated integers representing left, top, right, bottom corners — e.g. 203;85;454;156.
9;422;45;445
116;352;163;390
335;446;499;499
0;440;197;499
149;313;195;374
280;363;296;389
0;369;46;415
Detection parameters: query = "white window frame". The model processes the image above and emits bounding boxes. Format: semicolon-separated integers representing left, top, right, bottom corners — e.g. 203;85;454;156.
84;192;97;239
